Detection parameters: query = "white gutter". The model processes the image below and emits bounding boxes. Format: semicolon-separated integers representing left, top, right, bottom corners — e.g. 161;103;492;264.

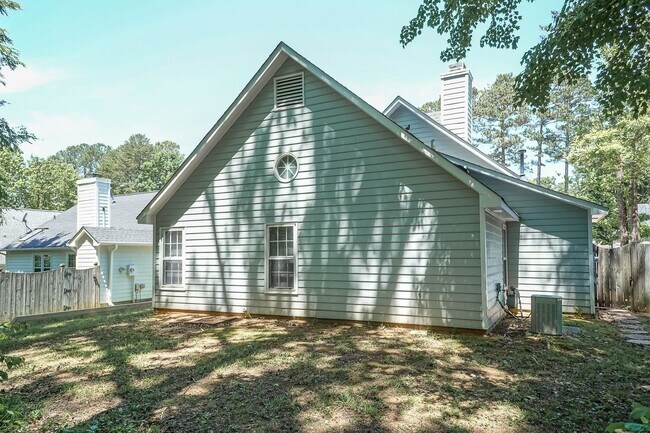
107;245;118;306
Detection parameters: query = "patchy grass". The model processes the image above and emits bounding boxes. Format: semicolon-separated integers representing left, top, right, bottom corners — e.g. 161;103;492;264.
0;310;648;433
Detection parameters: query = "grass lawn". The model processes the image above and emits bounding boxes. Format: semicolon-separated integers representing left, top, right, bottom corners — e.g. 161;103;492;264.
0;310;648;433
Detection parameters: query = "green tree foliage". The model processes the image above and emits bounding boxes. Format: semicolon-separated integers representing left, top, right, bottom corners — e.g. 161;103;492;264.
0;322;23;381
419;99;440;113
606;403;650;433
524;107;556;186
548;78;598;192
23;157;79;211
571;116;650;244
134;140;184;192
99;134;183;194
400;0;650;119
52;143;110;177
0;1;34;150
99;134;153;194
474;73;529;165
0;147;25;214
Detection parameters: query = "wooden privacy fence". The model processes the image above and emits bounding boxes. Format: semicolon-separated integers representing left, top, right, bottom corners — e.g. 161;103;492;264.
596;242;650;312
0;266;100;322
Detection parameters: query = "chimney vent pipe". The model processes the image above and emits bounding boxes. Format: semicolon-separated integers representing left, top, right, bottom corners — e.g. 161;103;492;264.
518;149;526;178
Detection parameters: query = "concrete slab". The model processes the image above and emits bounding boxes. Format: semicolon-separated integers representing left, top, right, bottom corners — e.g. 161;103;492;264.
621;329;648;336
563;326;581;335
618;324;643;331
627;339;650;345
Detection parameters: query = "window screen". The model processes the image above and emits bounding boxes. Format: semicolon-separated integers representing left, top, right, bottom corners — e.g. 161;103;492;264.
162;229;183;286
268;225;296;290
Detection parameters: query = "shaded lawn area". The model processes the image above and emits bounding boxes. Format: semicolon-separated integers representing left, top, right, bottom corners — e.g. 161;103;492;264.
0;310;648;433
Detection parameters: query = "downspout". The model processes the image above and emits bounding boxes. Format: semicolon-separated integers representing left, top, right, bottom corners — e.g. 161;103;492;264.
107;244;118;306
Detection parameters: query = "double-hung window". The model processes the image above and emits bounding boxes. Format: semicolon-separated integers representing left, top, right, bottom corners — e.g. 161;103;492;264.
267;224;297;292
34;254;51;272
67;253;76;268
162;228;184;287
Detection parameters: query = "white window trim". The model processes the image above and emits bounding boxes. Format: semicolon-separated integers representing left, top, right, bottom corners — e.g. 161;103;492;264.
273;152;300;183
67;252;77;269
265;222;299;295
273;72;305;110
159;226;185;290
33;253;51;273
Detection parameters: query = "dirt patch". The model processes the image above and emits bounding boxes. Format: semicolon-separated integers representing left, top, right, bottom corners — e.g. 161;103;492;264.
0;310;646;433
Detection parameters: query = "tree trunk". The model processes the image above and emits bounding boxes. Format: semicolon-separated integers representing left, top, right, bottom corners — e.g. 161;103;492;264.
536;121;542;185
630;176;640;242
629;134;640;242
564;130;570;192
617;169;629;245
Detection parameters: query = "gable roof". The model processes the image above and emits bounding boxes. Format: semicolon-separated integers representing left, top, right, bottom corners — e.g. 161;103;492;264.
383;96;518;177
2;192;156;251
68;226;152;247
447;155;608;222
137;42;518;224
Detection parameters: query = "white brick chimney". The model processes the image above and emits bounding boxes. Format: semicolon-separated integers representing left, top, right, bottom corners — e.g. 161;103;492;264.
440;62;473;143
76;177;111;229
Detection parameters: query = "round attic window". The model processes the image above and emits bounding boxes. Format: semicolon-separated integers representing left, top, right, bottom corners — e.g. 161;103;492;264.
274;153;299;182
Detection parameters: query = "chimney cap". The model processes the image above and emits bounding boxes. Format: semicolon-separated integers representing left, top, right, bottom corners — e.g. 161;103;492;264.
449;62;466;71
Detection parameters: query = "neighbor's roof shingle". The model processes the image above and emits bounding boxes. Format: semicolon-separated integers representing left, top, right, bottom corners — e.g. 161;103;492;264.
2;192;156;250
0;208;62;250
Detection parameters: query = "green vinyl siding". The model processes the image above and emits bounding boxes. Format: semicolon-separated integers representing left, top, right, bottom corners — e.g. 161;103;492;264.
472;172;593;312
5;250;70;273
154;58;486;329
485;213;505;328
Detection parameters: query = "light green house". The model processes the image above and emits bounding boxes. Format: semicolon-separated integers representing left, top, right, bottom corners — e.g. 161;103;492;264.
137;43;607;331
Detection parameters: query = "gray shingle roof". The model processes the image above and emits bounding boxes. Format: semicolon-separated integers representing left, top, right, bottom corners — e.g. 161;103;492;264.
2;192;156;250
83;227;152;244
0;208;61;250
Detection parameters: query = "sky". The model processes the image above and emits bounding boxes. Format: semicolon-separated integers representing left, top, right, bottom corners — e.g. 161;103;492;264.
1;0;565;175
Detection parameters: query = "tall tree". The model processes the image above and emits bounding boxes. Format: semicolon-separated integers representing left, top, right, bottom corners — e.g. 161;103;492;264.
400;0;650;119
0;1;33;150
23;157;79;211
571;116;650;244
99;134;154;194
134;140;184;191
548;78;598;192
419;99;440;113
0;146;26;215
53;143;111;177
474;74;529;165
99;134;183;194
524;107;556;185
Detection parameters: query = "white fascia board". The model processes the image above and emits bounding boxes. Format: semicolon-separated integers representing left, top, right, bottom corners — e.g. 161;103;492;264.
383;97;518;178
451;156;609;221
67;227;99;248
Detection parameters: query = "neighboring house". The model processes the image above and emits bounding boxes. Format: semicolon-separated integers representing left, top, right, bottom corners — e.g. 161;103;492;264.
2;177;155;304
0;208;61;270
137;43;607;331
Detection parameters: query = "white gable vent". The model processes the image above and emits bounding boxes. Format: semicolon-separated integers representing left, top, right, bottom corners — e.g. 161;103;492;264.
274;73;304;109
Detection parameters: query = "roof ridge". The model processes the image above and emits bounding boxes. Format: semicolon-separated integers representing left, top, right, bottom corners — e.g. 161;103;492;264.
114;190;159;197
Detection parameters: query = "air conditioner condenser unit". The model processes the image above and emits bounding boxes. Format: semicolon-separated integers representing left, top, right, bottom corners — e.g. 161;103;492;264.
531;295;563;336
